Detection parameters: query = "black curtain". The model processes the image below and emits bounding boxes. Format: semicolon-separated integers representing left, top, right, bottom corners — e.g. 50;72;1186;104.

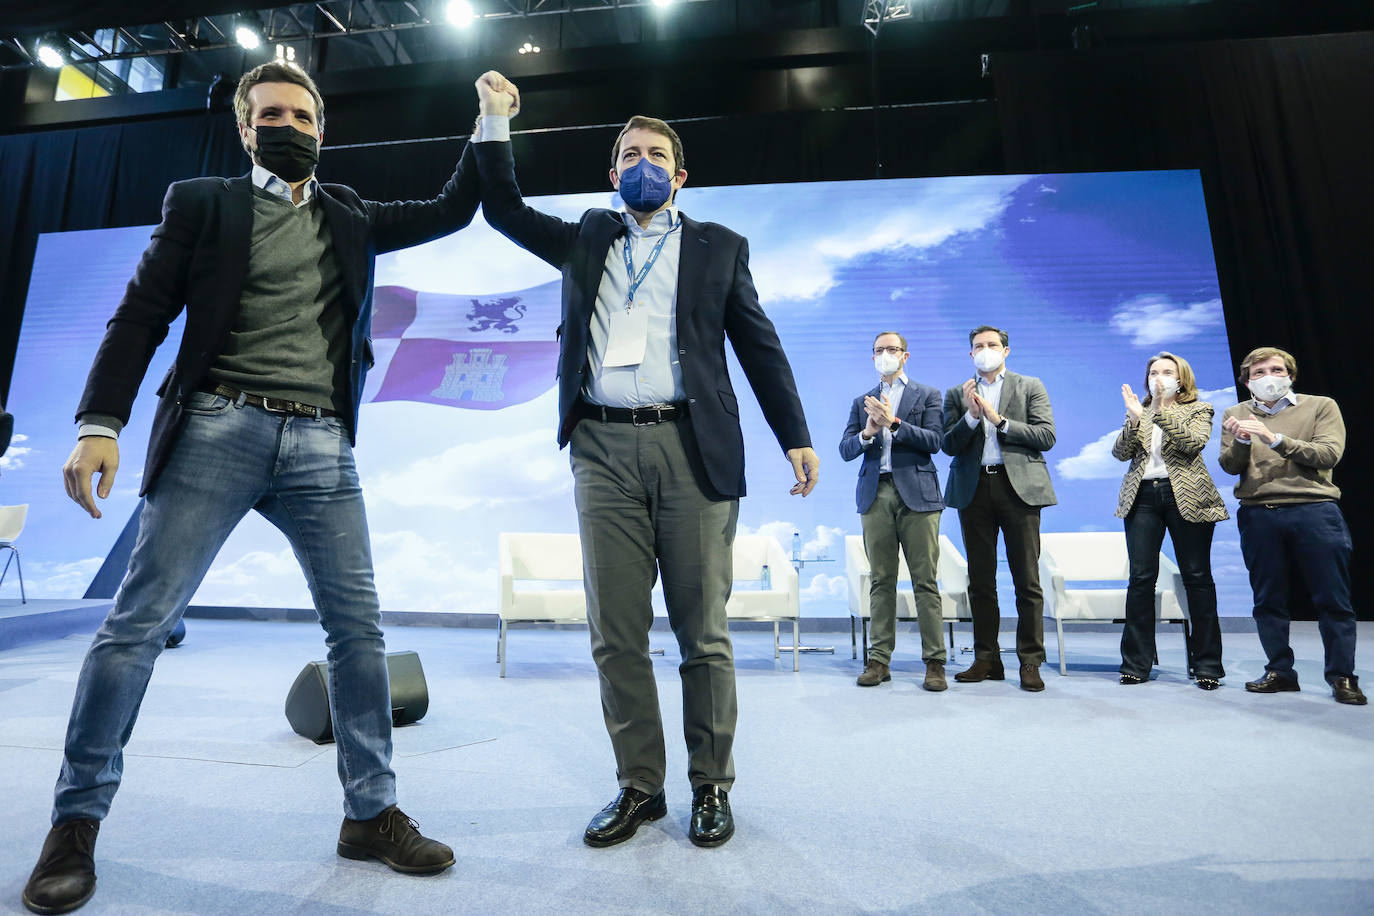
995;32;1374;617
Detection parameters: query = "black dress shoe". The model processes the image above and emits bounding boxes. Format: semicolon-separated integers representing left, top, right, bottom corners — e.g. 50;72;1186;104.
1332;676;1368;706
337;806;454;874
1119;673;1147;685
954;659;1006;683
689;785;734;848
23;819;99;915
1195;677;1221;691
584;788;667;848
1245;671;1300;693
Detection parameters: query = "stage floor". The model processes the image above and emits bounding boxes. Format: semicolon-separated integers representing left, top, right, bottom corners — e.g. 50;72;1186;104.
2;619;1370;915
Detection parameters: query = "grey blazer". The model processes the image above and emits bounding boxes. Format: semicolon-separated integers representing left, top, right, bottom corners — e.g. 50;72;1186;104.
941;371;1057;510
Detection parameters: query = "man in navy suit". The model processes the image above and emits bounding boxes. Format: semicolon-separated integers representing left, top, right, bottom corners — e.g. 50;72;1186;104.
840;332;947;691
26;61;472;915
471;72;819;849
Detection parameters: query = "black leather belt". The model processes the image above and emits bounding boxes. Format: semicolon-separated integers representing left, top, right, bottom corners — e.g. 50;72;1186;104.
878;472;893;480
201;383;337;418
981;465;1003;475
577;400;687;426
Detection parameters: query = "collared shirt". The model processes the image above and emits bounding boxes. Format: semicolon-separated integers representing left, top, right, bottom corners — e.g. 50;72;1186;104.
964;370;1006;465
870;373;908;473
583;207;684;406
252;163;318;208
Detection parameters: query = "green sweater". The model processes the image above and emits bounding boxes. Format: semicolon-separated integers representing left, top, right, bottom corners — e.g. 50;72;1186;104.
1218;394;1344;505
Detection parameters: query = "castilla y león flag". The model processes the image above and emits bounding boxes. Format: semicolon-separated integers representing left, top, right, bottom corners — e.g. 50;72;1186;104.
364;282;561;410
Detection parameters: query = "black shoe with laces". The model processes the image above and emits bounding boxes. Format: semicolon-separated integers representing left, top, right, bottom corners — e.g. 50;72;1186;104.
22;818;99;915
337;806;454;874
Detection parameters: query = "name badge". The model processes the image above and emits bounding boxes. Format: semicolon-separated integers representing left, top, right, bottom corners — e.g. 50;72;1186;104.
602;308;649;368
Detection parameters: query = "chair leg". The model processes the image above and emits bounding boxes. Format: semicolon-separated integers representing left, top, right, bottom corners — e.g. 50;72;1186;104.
1057;618;1067;676
0;547;18;603
850;616;857;659
792;618;799;672
861;618;870;665
947;621;954;649
773;621;780;659
498;619;507;678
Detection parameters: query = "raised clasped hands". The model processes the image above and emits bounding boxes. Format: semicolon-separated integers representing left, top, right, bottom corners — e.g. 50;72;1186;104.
475;70;521;118
863;394;894;431
962;379;982;420
1121;383;1143;423
1223;415;1273;445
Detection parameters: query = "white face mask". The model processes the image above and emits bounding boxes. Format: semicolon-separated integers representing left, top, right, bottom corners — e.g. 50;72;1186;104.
1152;376;1179;398
874;352;903;376
1248;375;1292;403
973;349;1003;374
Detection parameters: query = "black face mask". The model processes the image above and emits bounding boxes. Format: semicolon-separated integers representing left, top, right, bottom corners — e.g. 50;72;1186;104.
252;124;319;182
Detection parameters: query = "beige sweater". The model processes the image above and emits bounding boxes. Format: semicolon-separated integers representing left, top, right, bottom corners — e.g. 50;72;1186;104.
1218;394;1345;505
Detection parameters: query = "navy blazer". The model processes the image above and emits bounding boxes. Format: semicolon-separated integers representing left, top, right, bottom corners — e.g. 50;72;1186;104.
473;140;810;499
839;379;944;513
76;144;481;496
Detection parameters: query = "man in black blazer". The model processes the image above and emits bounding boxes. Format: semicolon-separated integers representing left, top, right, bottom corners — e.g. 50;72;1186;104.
25;62;474;915
839;332;948;691
472;72;818;849
942;325;1057;692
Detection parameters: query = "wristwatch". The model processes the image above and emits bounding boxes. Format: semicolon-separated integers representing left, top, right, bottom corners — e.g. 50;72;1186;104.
996;417;1009;432
888;419;900;432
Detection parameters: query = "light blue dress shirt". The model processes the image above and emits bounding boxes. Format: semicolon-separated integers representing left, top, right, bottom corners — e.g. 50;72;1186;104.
876;373;908;473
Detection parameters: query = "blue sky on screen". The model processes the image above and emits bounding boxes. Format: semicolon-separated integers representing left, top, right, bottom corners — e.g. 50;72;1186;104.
4;168;1247;615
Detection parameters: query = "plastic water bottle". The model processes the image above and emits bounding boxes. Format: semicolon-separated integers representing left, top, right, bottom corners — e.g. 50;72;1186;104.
792;531;802;563
761;563;771;590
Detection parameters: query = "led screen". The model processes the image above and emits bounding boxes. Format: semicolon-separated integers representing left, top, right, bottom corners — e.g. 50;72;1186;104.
2;169;1248;615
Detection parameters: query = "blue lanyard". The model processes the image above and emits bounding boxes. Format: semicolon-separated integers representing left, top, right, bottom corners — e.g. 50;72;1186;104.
622;214;676;310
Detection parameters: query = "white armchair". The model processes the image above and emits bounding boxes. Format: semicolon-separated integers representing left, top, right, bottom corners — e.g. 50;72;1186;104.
497;532;587;677
726;535;801;671
1039;531;1192;676
846;534;971;662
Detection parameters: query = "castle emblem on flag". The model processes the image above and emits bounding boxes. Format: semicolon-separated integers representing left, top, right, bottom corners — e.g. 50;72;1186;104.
466;297;526;334
431;348;509;402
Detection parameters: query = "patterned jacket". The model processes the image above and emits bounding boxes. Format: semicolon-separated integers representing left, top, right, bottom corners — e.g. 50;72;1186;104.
1112;400;1229;522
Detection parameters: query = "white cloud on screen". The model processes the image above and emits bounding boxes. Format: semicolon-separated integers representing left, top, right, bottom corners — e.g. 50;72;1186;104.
1055;430;1123;481
1109;294;1224;347
23;557;104;597
374;177;1032;307
801;573;846;600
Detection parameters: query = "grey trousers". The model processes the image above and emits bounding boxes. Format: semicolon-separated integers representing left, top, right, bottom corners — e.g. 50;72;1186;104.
861;478;946;665
570;416;739;795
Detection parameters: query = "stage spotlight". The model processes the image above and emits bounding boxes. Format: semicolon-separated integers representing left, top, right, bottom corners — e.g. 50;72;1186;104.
36;35;66;69
235;18;263;50
518;40;540;54
446;0;476;27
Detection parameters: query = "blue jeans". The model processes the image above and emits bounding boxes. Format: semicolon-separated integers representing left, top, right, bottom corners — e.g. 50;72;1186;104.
1237;501;1357;685
53;392;396;824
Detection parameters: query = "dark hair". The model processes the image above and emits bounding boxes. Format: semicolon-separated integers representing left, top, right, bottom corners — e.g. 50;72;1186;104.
873;331;908;351
610;116;685;174
234;60;325;131
968;325;1008;348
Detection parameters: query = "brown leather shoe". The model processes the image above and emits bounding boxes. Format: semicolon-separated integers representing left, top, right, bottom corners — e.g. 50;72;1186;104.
923;660;948;692
1332;676;1368;705
1019;664;1045;692
23;819;98;915
337;806;454;874
856;660;890;687
954;658;1005;683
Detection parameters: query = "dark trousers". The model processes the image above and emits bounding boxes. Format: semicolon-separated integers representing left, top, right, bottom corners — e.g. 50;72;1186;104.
1120;479;1223;679
1237;501;1357;685
957;468;1045;666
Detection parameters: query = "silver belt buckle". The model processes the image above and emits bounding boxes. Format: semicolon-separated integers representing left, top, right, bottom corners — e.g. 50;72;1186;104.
633;405;666;426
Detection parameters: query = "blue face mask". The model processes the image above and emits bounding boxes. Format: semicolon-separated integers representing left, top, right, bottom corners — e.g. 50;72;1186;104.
617;158;674;212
